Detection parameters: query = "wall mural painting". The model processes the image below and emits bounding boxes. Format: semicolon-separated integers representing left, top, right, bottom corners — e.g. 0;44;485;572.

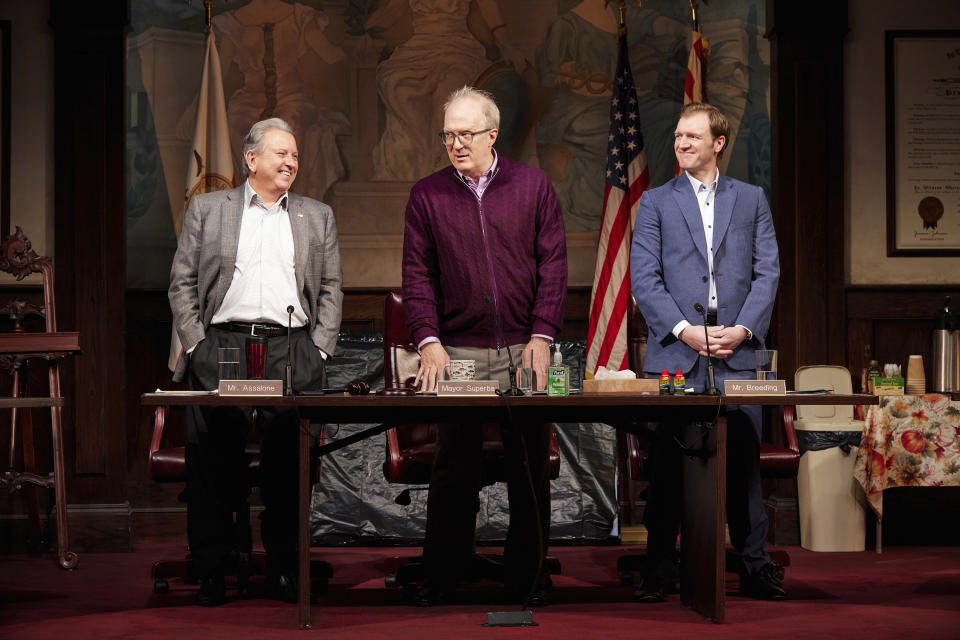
126;0;769;288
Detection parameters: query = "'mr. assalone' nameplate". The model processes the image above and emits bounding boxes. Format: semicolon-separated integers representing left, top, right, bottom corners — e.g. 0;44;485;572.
437;380;500;396
724;379;787;396
219;379;284;396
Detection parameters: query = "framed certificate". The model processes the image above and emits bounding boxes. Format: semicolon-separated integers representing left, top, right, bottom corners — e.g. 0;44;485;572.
886;30;960;256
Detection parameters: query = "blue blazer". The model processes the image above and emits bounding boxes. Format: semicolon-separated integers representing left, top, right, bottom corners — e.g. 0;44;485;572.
630;174;780;375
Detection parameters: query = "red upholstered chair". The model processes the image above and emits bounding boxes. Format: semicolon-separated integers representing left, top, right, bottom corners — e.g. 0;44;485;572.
381;290;562;588
617;297;798;584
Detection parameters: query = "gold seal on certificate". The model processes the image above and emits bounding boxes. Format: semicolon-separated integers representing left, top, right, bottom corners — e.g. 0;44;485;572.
917;196;944;230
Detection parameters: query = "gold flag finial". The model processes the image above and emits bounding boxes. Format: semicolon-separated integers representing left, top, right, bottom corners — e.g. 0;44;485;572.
605;0;641;30
186;0;215;31
688;0;709;32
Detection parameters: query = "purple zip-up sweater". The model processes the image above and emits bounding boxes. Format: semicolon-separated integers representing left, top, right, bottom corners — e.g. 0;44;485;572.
402;155;568;349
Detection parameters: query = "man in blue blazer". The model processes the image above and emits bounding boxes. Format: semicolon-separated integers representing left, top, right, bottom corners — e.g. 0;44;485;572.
630;103;784;601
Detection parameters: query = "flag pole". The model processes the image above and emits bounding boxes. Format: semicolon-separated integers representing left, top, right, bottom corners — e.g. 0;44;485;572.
204;0;213;33
689;0;700;33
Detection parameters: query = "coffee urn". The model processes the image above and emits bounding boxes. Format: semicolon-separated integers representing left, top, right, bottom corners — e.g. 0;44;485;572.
931;296;959;393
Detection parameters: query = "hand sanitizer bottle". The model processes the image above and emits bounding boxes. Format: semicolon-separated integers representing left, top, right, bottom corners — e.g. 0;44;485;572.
547;349;570;396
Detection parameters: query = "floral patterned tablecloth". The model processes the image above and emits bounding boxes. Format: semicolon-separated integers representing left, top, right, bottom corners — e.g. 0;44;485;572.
854;394;960;517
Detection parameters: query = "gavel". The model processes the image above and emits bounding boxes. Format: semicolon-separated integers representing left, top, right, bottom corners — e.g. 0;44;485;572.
322;381;371;396
300;381;371;396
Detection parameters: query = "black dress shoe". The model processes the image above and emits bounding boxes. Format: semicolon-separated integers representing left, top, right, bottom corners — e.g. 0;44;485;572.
634;577;666;603
266;574;298;603
504;574;552;607
738;562;786;601
196;575;226;606
413;584;454;607
525;583;551;607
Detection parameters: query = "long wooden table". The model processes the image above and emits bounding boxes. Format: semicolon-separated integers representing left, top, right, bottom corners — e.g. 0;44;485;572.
141;391;875;628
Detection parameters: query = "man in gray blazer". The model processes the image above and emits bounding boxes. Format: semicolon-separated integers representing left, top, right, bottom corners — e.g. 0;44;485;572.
630;103;783;602
169;117;342;606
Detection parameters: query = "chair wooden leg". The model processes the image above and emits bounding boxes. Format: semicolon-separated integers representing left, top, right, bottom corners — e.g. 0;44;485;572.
49;365;78;570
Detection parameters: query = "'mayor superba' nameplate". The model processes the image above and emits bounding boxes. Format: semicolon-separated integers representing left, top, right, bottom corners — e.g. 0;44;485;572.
437;380;500;396
219;379;284;396
724;379;787;396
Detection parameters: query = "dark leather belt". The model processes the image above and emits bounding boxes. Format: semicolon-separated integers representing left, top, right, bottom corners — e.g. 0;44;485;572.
706;311;718;326
212;322;305;338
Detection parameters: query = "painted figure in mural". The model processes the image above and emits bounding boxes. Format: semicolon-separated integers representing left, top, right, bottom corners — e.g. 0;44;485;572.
213;0;349;200
367;0;527;181
537;0;687;231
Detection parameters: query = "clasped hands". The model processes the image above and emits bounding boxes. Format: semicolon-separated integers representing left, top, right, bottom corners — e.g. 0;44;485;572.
679;324;748;359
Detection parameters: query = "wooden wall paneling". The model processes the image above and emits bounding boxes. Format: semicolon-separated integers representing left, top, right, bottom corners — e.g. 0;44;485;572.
846;286;960;389
51;0;131;550
767;0;848;387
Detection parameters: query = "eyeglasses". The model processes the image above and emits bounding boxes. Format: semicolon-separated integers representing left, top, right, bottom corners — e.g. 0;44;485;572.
438;129;493;146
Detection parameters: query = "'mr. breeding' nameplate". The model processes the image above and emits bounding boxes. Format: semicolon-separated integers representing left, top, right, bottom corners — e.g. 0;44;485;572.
724;379;786;396
437;380;500;396
219;379;284;396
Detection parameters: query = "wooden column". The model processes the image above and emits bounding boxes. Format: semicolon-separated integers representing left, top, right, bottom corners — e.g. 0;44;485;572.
767;0;848;384
50;0;131;550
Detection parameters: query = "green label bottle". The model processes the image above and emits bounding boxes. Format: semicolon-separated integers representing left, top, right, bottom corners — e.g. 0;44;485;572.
547;350;569;396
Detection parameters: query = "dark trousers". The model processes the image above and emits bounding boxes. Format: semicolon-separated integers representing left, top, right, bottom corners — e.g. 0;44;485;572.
185;325;325;578
643;356;771;582
422;346;551;590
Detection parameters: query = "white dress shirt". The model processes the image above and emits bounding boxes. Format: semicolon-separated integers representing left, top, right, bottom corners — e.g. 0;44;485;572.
671;170;753;342
211;180;309;328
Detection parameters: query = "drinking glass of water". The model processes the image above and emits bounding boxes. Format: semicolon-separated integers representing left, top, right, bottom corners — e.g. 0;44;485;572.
756;349;778;381
217;347;241;382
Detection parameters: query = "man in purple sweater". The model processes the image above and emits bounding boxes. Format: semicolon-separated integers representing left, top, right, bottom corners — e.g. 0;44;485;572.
402;86;567;607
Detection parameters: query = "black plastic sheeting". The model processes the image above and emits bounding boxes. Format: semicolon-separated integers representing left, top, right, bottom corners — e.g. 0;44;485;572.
796;430;863;455
310;335;618;546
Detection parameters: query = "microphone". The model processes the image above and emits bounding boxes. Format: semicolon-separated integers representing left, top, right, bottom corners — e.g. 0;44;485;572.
694;303;720;395
285;305;295;396
484;295;523;396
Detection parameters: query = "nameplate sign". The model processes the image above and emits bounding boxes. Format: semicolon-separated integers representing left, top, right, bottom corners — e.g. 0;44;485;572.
724;379;787;396
437;380;500;396
219;379;284;396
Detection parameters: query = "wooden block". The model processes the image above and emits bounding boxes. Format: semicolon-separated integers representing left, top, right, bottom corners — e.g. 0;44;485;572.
582;377;660;394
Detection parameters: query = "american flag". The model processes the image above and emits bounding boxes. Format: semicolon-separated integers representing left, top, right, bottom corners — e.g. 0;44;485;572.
675;28;709;176
585;29;651;374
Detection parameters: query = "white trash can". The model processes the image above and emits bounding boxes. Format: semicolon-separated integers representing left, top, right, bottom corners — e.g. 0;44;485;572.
796;428;867;551
793;366;867;552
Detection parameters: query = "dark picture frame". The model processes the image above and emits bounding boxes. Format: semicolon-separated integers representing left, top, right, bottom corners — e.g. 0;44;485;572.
885;30;960;257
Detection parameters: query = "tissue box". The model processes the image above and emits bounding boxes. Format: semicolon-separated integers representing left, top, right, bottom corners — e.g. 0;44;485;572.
582;378;660;394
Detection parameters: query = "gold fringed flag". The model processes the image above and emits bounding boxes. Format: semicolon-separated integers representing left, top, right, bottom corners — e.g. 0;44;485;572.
168;28;235;373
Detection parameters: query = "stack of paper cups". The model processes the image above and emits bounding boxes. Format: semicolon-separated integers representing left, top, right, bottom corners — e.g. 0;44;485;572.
905;354;926;395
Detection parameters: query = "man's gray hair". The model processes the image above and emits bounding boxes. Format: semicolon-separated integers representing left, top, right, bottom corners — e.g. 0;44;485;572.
240;117;295;178
442;86;500;130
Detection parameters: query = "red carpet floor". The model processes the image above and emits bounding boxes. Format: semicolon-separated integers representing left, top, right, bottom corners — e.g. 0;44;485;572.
2;544;958;639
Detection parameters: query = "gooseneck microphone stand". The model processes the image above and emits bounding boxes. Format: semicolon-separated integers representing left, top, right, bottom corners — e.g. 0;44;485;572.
694;303;720;395
482;295;543;625
484;295;523;396
285;305;295;396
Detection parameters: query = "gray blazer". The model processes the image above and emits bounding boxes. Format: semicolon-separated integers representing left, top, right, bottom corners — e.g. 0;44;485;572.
630;174;780;374
168;185;343;382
